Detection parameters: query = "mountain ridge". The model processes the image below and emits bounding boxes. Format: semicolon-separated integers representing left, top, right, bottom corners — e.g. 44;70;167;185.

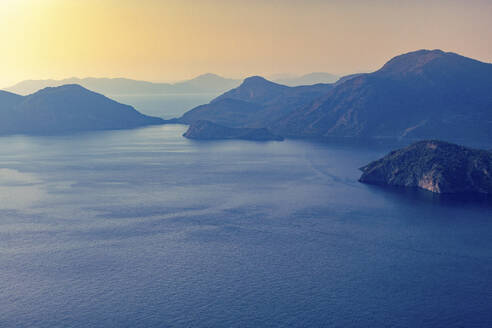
179;76;333;129
178;49;492;144
4;72;343;96
3;74;242;96
272;49;492;144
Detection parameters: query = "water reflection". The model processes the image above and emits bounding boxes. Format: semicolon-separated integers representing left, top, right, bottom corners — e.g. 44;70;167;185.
0;168;44;209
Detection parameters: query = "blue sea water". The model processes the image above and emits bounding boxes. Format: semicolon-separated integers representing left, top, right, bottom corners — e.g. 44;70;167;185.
0;124;491;328
109;93;219;119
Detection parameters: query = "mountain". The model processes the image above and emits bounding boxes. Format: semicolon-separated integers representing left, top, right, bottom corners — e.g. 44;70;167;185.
183;120;283;141
0;84;165;135
4;74;241;96
178;49;492;145
274;50;492;144
179;76;333;128
172;73;241;93
273;72;339;86
359;140;492;194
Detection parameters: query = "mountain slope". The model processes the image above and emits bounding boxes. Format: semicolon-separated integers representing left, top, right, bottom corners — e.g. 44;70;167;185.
0;85;165;135
273;49;492;143
179;76;333;128
0;90;24;110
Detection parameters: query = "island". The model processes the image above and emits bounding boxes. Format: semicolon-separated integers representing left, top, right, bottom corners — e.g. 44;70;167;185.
183;120;283;141
359;140;492;194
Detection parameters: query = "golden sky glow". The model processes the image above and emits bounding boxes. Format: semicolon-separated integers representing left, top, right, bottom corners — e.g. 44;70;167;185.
1;0;491;87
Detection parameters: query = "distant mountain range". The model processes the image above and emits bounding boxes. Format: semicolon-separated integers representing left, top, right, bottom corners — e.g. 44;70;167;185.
180;49;492;145
3;72;341;96
3;74;242;96
271;72;339;86
3;49;490;143
0;85;164;135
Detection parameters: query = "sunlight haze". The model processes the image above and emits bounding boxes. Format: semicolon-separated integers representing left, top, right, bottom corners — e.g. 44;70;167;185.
1;0;491;87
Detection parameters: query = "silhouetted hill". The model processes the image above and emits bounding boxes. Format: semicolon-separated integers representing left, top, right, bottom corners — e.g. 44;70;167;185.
4;74;241;96
0;85;165;135
183;120;283;141
214;76;289;104
359;140;492;194
179;76;333;128
274;49;492;144
273;72;339;86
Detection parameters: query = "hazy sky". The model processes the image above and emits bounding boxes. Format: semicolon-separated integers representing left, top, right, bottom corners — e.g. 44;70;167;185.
1;0;491;87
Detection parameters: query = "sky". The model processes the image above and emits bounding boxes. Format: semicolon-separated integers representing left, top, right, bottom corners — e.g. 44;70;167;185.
1;0;491;87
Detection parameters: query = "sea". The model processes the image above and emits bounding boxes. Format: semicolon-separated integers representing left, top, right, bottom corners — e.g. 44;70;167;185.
109;93;218;119
0;95;491;327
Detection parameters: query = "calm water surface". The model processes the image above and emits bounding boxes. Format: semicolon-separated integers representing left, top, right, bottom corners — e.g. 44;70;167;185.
110;93;219;119
0;125;491;328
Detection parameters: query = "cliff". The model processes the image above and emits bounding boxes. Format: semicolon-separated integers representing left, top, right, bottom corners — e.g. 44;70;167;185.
359;140;492;194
